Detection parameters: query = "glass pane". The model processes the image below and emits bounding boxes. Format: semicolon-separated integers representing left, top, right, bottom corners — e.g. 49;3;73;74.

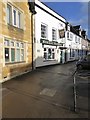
16;42;19;47
4;40;9;46
11;41;14;46
41;24;47;38
13;9;16;25
44;48;46;51
5;48;9;62
16;49;20;61
44;52;47;60
7;4;11;24
18;12;21;28
11;48;15;62
48;48;52;59
21;43;24;48
52;53;55;59
21;49;24;61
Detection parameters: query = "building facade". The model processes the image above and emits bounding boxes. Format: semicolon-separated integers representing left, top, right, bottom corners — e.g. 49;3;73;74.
64;24;88;62
33;0;66;67
0;0;32;82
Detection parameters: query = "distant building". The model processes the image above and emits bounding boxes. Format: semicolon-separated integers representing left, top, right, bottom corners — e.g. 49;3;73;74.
64;23;88;62
0;1;32;82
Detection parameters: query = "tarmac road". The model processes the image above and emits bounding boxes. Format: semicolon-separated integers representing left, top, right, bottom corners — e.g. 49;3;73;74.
2;61;89;118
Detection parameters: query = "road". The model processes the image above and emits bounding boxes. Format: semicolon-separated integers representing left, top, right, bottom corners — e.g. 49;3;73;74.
2;61;89;118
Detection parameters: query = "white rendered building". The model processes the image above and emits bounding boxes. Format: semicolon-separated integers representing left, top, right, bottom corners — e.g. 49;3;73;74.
34;0;67;67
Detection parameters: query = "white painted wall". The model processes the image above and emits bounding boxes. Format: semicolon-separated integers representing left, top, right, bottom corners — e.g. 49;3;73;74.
34;0;66;67
65;31;82;61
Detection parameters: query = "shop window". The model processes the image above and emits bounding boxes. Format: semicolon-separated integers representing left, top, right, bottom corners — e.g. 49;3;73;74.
44;48;55;60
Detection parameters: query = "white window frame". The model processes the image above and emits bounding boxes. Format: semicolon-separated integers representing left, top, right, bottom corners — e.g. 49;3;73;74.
70;33;73;40
4;39;25;64
13;7;17;27
75;36;77;43
52;28;57;41
7;4;12;24
43;47;55;60
7;3;23;29
41;23;48;39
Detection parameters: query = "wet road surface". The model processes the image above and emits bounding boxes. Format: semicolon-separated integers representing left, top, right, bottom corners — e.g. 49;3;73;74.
2;62;89;118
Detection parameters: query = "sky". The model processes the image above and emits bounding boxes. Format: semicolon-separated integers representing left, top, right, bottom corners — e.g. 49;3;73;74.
42;2;89;38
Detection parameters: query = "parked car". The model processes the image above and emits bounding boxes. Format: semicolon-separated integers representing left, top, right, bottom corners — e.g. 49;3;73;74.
76;54;90;70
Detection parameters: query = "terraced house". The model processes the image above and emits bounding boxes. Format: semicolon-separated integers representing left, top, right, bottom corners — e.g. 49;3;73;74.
0;0;32;82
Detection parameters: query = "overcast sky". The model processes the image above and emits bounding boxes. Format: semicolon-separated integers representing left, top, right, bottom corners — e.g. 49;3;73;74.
43;2;89;38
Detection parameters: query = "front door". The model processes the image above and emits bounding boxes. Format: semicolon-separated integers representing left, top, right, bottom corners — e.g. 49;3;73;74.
60;50;64;63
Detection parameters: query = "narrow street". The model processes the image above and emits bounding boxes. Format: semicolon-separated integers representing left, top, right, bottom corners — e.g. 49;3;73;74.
2;62;89;118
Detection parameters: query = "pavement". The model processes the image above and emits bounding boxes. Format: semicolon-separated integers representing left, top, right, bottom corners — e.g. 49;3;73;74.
1;61;89;118
74;69;90;117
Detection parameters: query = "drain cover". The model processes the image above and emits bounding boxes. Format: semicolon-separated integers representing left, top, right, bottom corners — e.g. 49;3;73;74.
40;88;56;97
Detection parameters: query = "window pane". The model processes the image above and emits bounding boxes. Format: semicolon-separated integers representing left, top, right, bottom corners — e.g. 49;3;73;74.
11;41;14;46
44;48;46;51
16;49;20;61
21;43;24;48
48;48;52;59
13;9;16;25
11;48;15;62
5;48;9;62
52;29;56;40
41;24;47;38
16;42;19;47
7;4;11;24
52;53;55;59
4;40;9;46
44;53;47;60
18;12;21;28
21;49;24;61
67;32;69;38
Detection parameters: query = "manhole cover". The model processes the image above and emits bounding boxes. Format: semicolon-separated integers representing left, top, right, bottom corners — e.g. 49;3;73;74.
40;88;56;97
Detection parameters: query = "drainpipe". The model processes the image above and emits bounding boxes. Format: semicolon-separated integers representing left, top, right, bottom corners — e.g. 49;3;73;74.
28;0;36;70
31;13;34;70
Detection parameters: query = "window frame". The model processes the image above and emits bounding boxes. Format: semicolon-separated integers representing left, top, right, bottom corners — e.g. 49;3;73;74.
52;28;57;41
7;4;12;25
4;39;25;64
7;3;23;29
43;47;55;61
41;23;48;39
67;32;69;39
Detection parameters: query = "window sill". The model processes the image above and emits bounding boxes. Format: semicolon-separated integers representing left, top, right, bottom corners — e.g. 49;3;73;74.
7;24;24;32
5;61;26;65
43;59;56;62
70;57;75;59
